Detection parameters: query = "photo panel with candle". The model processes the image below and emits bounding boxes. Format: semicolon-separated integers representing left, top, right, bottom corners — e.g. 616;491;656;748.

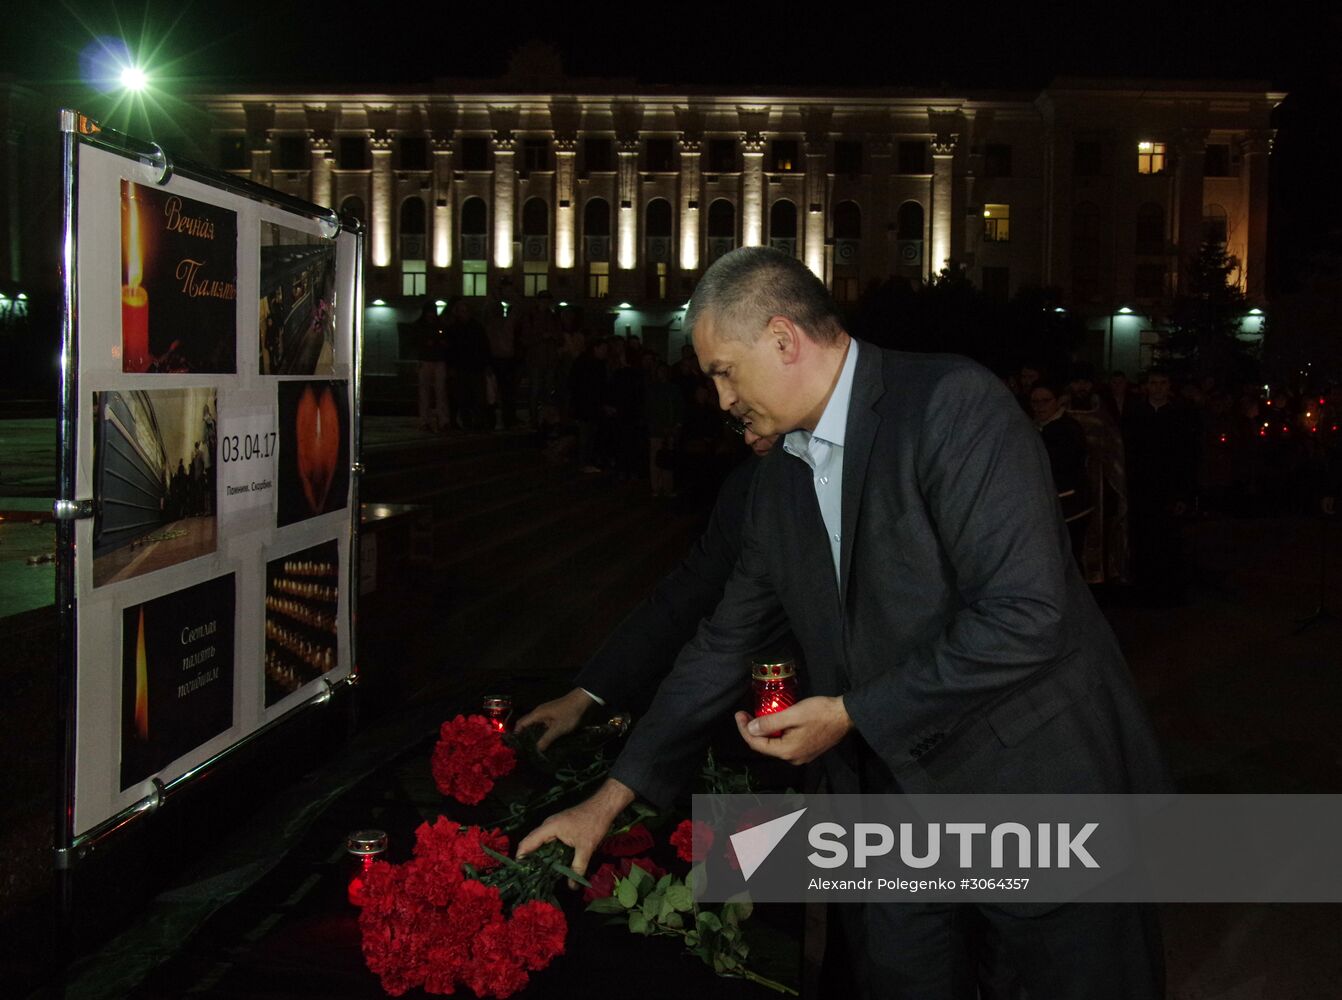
120;179;238;374
264;539;339;706
120;573;236;790
276;380;350;527
92;388;219;588
259;221;338;376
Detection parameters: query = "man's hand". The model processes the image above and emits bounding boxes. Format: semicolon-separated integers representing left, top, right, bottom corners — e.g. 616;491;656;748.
734;695;854;765
516;778;636;887
515;688;596;752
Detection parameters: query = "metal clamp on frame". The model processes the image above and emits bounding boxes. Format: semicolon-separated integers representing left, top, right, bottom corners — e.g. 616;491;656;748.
145;141;174;185
53;498;95;521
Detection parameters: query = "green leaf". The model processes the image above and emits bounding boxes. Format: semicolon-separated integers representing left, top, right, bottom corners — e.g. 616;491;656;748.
626;862;654;893
616;877;638;909
628;911;650;936
723;897;753;924
549;861;591;887
663;912;684;929
666;884;694;913
655;873;673;892
641;892;663;920
586;896;626;915
686;863;704;894
697;910;722;933
685;931;700;948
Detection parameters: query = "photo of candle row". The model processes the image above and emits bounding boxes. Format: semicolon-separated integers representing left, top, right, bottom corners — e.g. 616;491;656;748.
280;558;337;579
264;539;339;706
265;593;337;633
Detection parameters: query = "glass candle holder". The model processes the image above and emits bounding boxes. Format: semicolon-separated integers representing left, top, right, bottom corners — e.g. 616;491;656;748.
751;658;798;734
346;829;388;907
482;694;513;733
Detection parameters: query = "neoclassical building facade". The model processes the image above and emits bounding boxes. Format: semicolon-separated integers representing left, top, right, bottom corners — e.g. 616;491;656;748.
196;75;1283;370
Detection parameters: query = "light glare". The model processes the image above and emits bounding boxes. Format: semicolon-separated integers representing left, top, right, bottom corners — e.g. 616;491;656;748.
120;65;148;92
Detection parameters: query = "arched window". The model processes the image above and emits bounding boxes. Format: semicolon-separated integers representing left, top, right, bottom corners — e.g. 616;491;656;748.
645;198;673;237
399;197;428;294
895;201;924;269
769;200;797;258
1135;203;1164;255
460;197;488;236
833;201;862;240
584;198;611;297
521;198;550;290
460;197;489;297
522;197;549;237
708;199;735;237
707;199;736;263
1202;203;1228;248
340;195;365;226
584;198;611;238
896;201;923;241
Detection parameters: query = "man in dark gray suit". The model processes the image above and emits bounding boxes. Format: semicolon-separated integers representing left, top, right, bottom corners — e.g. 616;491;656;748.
520;247;1169;999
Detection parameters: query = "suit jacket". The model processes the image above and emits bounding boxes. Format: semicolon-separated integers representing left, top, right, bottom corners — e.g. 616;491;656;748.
610;345;1170;807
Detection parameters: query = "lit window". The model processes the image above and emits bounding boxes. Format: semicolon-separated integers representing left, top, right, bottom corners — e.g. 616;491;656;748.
524;261;548;297
1137;142;1166;175
462;259;487;297
983;204;1011;243
588;261;609;299
402;259;426;297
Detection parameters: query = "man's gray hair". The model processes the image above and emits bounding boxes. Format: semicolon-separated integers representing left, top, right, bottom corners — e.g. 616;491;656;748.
684;246;844;345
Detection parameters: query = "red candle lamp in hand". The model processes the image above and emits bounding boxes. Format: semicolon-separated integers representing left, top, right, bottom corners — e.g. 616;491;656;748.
751;658;798;735
346;829;388;907
482;694;513;733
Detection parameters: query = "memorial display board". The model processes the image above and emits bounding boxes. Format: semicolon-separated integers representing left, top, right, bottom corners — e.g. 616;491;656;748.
57;113;363;844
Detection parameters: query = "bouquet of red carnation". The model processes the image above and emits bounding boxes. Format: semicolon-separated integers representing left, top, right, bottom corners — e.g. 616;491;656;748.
432;715;517;805
359;816;572;998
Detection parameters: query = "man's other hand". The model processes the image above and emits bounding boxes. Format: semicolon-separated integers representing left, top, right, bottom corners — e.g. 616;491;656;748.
516;778;635;887
515;688;595;752
735;695;854;765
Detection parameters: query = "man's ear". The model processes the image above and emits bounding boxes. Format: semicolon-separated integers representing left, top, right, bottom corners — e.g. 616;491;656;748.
768;316;804;364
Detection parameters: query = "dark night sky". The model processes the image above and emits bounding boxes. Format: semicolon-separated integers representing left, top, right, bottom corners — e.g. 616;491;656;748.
4;0;1334;93
7;0;1338;281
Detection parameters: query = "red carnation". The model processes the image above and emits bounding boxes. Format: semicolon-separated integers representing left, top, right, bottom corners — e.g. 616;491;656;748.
507;900;567;970
599;822;654;857
431;715;517;805
670;819;716;863
462;918;530;999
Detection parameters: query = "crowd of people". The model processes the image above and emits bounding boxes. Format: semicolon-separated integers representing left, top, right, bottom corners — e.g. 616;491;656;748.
1013;363;1342;603
410;291;748;499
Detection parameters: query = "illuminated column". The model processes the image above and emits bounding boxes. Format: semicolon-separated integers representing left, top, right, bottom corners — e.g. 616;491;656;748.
616;136;639;270
741;132;765;247
310;137;332;209
678;136;701;271
492;131;516;270
432;137;454;268
1174;129;1206;295
1242;130;1271;302
554;136;577;270
930;134;958;274
370;136;392;267
803;139;826;278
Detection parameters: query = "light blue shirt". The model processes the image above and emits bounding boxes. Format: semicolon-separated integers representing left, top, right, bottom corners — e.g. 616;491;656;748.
783;338;859;582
